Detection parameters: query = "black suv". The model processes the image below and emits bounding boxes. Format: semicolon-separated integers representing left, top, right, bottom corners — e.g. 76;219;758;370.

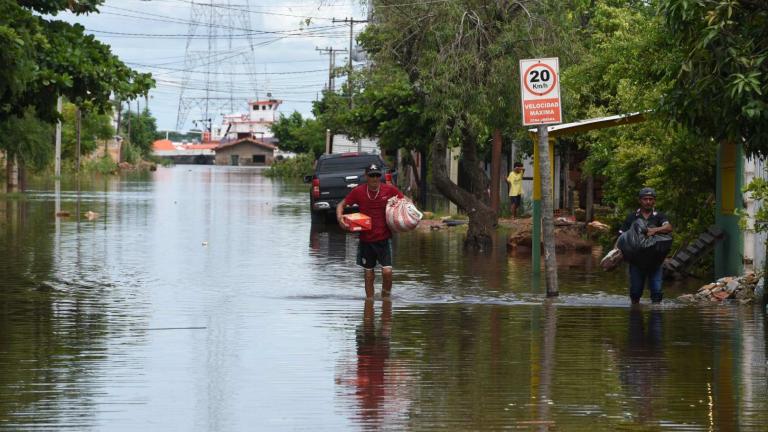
304;152;396;222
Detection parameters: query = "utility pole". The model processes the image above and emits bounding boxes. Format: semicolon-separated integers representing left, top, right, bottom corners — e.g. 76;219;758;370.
333;17;367;152
55;96;62;178
316;47;347;93
332;17;367;109
126;101;132;149
76;107;81;173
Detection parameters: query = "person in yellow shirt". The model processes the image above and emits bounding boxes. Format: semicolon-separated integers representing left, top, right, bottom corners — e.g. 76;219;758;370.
506;162;524;218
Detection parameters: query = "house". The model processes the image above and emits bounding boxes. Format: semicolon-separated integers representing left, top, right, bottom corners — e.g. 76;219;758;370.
214;137;276;166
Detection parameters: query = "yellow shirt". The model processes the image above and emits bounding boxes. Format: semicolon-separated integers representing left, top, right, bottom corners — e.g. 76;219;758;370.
507;170;523;196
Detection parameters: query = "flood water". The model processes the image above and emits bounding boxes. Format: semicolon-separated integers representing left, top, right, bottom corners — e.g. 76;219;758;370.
1;166;767;431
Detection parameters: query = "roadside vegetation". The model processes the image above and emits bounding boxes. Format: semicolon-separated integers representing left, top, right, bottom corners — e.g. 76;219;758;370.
264;153;315;179
0;0;154;189
272;0;768;272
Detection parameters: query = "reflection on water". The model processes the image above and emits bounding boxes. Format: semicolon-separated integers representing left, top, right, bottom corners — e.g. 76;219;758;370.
0;166;766;431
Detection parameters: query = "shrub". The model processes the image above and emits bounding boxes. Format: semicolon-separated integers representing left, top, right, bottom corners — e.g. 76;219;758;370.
264;153;315;179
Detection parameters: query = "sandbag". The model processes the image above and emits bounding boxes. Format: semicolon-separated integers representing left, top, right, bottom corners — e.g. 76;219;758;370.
617;218;672;270
386;196;423;233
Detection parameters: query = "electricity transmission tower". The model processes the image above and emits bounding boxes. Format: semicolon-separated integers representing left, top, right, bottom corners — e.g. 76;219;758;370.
175;1;260;132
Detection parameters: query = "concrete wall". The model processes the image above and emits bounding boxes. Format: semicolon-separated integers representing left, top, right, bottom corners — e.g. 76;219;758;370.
215;142;274;166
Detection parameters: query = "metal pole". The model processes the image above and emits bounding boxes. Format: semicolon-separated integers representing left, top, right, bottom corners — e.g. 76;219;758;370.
325;129;331;154
537;124;558;296
55;96;62;178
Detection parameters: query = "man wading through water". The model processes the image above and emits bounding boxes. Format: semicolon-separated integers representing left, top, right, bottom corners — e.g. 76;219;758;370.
619;188;673;304
337;164;404;299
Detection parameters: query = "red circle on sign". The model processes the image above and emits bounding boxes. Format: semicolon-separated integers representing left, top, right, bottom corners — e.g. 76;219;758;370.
523;62;558;97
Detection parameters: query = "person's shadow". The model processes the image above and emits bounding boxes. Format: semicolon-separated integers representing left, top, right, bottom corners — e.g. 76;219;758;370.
617;308;666;423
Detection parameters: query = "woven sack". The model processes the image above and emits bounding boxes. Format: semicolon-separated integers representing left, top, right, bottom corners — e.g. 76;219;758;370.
385;196;423;232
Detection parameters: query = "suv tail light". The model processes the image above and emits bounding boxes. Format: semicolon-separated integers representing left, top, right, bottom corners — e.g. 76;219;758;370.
312;178;320;199
385;172;392;184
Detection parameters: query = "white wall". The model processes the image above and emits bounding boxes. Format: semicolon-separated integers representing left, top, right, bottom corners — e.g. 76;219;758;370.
744;156;768;272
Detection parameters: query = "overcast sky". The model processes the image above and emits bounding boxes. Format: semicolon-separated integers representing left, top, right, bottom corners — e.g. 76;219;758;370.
60;0;367;132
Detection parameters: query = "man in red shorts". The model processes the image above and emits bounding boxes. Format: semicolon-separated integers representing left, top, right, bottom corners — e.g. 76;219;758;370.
337;163;404;299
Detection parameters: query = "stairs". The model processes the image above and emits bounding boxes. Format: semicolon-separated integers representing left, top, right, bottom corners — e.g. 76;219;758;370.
663;225;725;279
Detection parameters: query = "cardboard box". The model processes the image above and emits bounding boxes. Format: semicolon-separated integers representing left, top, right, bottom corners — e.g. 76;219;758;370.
343;212;372;231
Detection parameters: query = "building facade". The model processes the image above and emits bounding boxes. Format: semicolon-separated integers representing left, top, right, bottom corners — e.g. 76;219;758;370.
214;138;276;166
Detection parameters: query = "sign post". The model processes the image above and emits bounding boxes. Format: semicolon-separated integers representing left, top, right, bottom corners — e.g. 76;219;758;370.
520;58;561;297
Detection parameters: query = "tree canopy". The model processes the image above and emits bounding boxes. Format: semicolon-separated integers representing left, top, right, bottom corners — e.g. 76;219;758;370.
1;0;153;123
660;0;768;156
271;111;326;157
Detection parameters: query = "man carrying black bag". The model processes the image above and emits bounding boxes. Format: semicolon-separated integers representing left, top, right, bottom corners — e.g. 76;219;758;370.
618;188;673;304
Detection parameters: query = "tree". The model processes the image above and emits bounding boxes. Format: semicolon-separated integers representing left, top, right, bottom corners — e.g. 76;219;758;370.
0;0;153;185
346;0;580;250
0;107;54;173
0;1;153;123
562;2;717;245
270;111;326;157
659;0;768;157
121;108;158;156
61;102;114;160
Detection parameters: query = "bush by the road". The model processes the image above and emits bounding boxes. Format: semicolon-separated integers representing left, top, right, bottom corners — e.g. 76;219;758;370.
265;153;314;179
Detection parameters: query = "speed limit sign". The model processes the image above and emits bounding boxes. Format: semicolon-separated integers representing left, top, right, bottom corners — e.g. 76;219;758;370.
520;58;562;125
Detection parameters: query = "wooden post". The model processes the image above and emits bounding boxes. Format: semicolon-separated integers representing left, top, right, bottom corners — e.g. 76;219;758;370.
537;125;559;296
490;128;502;214
563;145;573;215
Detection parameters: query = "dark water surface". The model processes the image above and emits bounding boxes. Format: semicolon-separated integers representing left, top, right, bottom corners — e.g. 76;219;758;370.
1;166;766;431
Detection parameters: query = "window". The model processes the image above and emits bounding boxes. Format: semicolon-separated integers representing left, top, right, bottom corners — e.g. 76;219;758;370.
316;156;386;173
252;155;266;164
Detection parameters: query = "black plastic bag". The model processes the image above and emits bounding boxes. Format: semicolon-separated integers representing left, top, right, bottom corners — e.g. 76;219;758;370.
617;218;672;270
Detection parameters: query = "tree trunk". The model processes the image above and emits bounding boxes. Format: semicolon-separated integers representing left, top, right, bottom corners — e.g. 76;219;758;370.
6;154;18;193
585;174;594;222
431;129;496;251
17;159;26;193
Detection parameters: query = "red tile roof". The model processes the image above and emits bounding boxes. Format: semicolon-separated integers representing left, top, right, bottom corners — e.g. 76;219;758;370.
153;139;175;151
185;143;219;150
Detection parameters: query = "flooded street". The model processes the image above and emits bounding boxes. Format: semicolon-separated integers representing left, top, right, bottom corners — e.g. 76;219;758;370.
1;166;767;431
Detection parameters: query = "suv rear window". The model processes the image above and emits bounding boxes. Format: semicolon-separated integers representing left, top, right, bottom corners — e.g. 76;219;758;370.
316;155;385;173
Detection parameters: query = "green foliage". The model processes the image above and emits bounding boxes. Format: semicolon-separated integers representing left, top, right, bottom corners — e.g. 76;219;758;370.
83;154;117;175
346;66;431;153
270;111;325;157
121;142;141;165
561;2;716;246
120;108;158;156
264;153;315;179
660;0;768;157
0;0;153;179
0;107;54;171
61;102;113;160
0;1;153;124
